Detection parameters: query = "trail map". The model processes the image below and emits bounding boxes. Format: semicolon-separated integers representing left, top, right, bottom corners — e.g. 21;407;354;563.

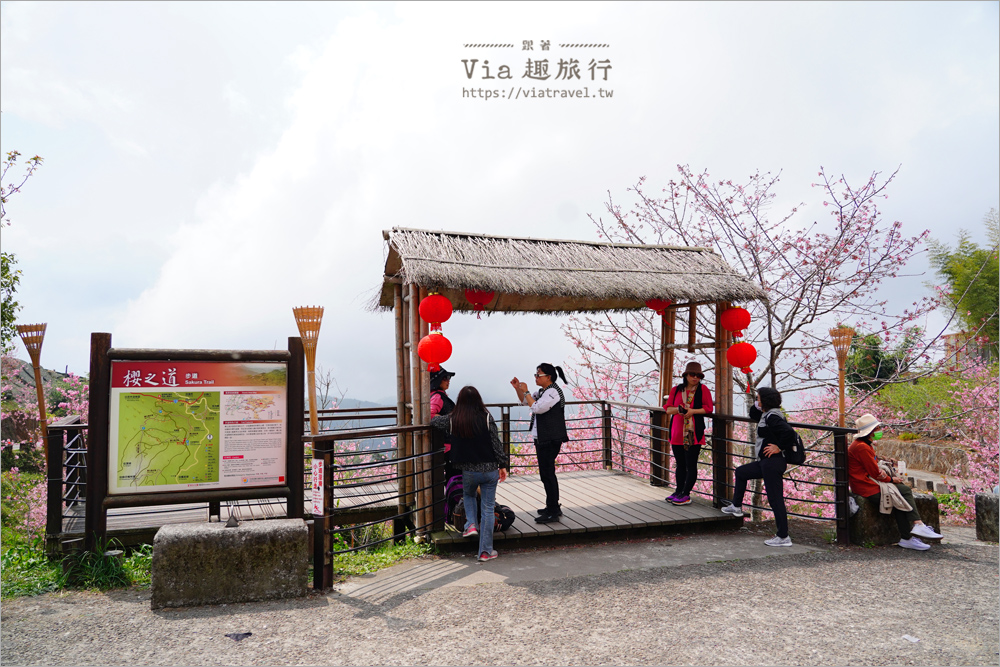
109;360;287;495
116;391;221;488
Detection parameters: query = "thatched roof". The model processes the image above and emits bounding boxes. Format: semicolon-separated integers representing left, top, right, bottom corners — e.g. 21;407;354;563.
374;228;767;314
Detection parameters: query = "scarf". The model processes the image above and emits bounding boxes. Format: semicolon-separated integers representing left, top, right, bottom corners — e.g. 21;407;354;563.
528;383;565;432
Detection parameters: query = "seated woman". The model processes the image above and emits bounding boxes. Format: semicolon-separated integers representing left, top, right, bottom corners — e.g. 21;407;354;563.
430;385;508;562
847;414;942;550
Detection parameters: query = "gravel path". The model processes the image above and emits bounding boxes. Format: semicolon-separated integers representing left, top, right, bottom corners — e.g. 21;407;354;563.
2;536;997;666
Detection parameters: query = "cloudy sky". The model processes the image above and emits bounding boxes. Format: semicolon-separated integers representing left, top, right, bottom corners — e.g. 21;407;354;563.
2;1;997;404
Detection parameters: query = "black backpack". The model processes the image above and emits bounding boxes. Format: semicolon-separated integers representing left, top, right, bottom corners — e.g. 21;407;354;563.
785;431;806;465
445;474;516;532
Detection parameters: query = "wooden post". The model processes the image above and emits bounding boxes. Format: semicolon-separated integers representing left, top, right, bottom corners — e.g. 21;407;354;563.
502;406;511;471
418;286;433;533
712;302;734;506
312;441;334;590
401;290;413;505
85;333;112;552
45;417;71;557
652;308;675;487
602;401;613;470
649;410;666;484
687;304;697;353
286;336;305;519
834;431;851;546
408;284;426;535
393;283;409;538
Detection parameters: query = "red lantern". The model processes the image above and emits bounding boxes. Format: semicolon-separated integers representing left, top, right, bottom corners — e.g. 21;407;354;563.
464;289;495;319
645;298;672;319
726;341;757;374
720;306;751;338
418;293;452;331
418;332;452;372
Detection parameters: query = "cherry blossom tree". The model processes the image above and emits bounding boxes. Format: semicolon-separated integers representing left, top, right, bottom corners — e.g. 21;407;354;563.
565;165;938;407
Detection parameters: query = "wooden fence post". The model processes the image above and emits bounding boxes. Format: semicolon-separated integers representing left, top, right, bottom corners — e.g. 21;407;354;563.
287;336;305;519
312;442;334;590
649;410;667;485
711;416;729;506
602;402;613;470
501;406;511;471
46;418;67;556
85;333;111;552
834;432;851;546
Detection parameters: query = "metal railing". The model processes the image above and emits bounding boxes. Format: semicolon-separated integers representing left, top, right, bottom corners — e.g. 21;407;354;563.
46;399;854;568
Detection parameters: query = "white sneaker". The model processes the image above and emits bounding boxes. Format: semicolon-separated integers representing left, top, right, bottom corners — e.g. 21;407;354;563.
764;535;793;547
721;504;744;517
910;524;942;540
898;537;931;551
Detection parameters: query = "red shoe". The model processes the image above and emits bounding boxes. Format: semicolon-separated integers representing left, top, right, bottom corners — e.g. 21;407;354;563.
478;550;498;562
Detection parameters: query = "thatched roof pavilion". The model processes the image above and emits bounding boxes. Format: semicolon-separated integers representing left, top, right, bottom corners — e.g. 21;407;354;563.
376;228;767;314
378;227;768;536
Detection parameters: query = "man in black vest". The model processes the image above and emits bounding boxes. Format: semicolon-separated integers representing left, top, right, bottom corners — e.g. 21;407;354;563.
512;363;570;523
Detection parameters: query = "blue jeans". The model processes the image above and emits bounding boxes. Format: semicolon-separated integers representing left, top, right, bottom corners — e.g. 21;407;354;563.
463;468;499;556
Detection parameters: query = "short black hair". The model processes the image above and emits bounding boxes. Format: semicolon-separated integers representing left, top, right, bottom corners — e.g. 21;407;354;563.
757;386;782;412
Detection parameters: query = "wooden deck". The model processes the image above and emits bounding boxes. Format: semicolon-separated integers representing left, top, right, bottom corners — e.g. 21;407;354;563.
431;468;739;549
57;470;737;550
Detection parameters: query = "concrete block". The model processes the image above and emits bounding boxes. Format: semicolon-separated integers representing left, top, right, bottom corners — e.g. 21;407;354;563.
849;492;940;547
151;519;307;610
975;493;999;542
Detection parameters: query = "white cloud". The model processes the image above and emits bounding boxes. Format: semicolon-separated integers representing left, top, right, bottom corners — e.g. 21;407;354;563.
1;1;996;404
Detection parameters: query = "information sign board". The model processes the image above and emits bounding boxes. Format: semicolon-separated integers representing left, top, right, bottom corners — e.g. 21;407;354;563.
108;360;288;495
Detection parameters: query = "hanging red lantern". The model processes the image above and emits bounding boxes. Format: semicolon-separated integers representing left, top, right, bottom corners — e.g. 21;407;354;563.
418;331;452;372
464;289;495;319
418;293;453;331
720;306;751;338
726;341;757;374
644;298;672;318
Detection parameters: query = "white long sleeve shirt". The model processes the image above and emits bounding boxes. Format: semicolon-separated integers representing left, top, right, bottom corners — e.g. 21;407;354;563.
522;386;562;438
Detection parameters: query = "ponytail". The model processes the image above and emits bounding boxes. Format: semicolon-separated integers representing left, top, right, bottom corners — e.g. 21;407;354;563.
537;363;568;384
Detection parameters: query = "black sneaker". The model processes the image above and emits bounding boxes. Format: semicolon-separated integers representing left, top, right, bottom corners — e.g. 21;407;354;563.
537;505;562;517
535;513;561;523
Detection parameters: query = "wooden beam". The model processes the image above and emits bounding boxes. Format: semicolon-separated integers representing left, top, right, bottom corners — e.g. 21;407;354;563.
687;304;697;353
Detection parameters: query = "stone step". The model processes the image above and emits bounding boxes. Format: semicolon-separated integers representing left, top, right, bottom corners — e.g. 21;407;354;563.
903;467;960;495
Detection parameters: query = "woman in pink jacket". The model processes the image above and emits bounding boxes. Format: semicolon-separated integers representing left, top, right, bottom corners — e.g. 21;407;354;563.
662;361;714;506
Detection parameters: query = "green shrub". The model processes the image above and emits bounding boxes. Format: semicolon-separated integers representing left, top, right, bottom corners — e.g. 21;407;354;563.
0;537;68;598
897;432;920;441
877;374;960;435
333;536;433;577
62;539;131;590
123;545;153;587
0;442;45;474
934;491;969;519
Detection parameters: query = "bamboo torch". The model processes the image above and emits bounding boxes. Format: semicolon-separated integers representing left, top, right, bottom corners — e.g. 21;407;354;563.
293;306;324;435
829;325;855;428
16;323;48;454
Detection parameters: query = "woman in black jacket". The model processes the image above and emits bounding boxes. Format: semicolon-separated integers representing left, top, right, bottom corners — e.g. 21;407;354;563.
721;386;795;547
431;386;508;562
